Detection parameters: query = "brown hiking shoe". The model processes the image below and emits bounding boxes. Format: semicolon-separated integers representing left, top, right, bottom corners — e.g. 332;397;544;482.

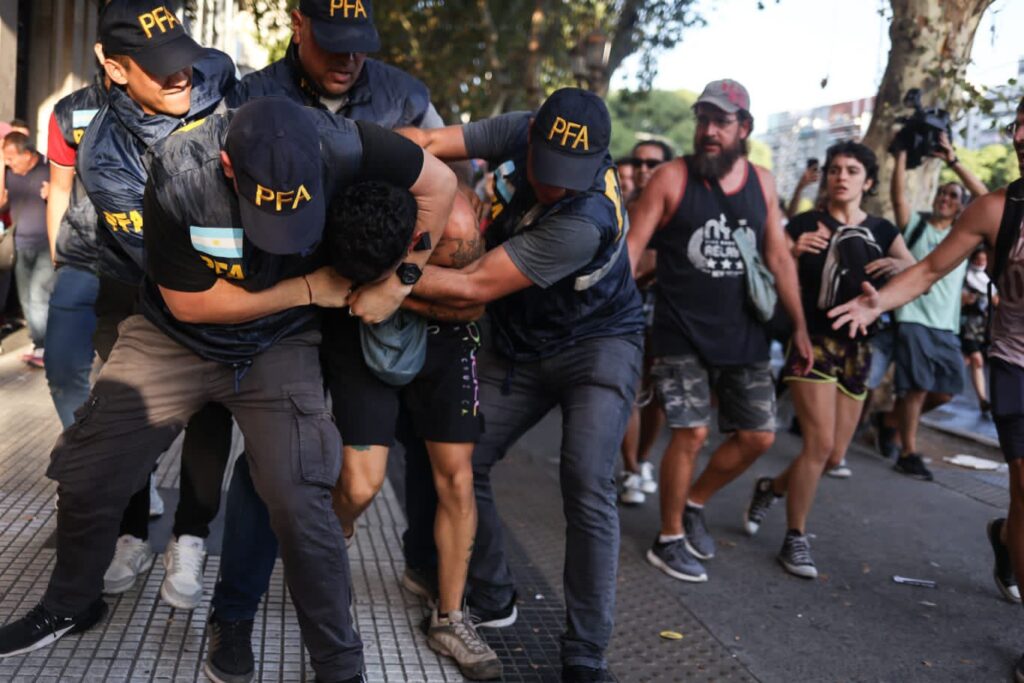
426;608;502;680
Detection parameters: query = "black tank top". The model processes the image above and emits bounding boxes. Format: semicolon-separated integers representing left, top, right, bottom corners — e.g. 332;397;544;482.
652;157;770;365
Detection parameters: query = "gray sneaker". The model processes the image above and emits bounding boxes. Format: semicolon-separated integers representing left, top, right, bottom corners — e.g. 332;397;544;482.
427;609;502;681
646;537;707;582
683;506;715;560
745;477;780;536
777;530;818;579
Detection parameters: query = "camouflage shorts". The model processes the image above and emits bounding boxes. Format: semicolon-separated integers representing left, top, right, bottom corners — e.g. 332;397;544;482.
651;355;776;433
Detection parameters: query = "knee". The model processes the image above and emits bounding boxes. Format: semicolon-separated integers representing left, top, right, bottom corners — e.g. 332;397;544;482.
435;467;476;509
737;430;775;456
342;474;384;509
670;426;709;453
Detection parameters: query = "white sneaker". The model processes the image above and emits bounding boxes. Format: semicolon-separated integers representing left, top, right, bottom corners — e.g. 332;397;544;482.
826;460;852;479
104;535;154;594
161;535;206;610
638;461;658;494
619;472;645;505
149;474;164;518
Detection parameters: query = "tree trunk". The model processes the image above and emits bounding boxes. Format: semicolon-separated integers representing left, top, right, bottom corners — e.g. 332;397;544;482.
862;0;993;218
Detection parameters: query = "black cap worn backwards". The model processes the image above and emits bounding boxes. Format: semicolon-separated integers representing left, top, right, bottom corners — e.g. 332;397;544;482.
224;98;326;256
99;1;206;78
531;88;611;192
299;0;381;54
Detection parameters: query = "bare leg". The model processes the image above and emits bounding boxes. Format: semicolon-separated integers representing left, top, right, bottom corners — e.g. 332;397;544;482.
896;390;927;455
637;400;666;464
658;427;707;536
966;352;988;406
332;445;389;538
784;382;837;534
688;430;775;505
620;406;640;474
425;441;477;614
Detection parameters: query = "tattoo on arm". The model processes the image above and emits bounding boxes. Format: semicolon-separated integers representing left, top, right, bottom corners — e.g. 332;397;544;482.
441;236;485;269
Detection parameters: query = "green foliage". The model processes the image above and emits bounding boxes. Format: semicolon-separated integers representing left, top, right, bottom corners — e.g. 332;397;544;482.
608;89;696;158
939;143;1020;190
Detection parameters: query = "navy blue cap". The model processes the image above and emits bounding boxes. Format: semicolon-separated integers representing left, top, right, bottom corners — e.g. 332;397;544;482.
224;98;325;255
299;0;381;53
100;1;206;78
530;88;611;192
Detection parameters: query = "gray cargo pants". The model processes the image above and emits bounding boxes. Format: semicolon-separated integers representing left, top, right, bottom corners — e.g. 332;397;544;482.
42;315;360;680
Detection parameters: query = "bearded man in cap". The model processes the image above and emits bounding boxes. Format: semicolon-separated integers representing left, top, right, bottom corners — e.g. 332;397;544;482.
626;79;812;584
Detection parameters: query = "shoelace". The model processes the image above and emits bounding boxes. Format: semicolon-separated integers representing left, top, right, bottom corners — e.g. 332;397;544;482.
212;619;254;657
24;603;62;635
112;538;143;565
171;541;204;577
787;535;814;566
450;619;490;655
749;487;777;523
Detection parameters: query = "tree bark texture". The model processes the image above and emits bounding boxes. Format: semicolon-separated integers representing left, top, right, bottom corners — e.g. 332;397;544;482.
862;0;993;219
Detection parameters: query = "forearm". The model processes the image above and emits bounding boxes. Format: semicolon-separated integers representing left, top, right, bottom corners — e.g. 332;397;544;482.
951;160;988;198
413;264;480;308
891;152;910;227
162;276;309;325
402;295;484;322
786;182;807;219
875;260;943;314
46;185;72;260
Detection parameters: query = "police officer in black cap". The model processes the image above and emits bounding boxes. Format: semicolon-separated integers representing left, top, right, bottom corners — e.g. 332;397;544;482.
75;0;239;614
0;97;456;683
401;88;644;683
229;0;442;129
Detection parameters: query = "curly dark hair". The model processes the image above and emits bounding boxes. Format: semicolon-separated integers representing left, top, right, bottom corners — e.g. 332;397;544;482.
326;181;417;285
823;140;880;196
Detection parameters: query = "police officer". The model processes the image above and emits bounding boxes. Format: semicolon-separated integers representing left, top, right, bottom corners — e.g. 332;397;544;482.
75;0;237;611
211;3;454;679
0;97;456;683
401;88;645;683
44;66;106;428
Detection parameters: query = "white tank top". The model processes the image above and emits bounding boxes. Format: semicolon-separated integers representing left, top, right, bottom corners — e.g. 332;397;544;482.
991;224;1024;368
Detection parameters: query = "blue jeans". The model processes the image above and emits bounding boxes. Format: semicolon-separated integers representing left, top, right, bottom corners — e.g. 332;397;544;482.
211;456;278;621
468;335;641;670
14;245;55;347
45;266;99;428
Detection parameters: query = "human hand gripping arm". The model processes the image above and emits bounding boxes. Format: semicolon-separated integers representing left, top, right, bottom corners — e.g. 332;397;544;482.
828;191;1000;337
760;169;812;375
347;150;458;323
864;232;916;279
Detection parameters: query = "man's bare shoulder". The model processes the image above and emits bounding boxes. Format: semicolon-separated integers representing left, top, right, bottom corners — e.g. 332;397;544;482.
430;191;484;269
960;186;1009;246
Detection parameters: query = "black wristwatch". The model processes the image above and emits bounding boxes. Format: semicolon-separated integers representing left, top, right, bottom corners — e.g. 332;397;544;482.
396;262;422;286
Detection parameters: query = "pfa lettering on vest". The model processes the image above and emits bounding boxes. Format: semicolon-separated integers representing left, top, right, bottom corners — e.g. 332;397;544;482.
547;117;590;150
137;6;179;39
255;184;312;212
330;0;368;18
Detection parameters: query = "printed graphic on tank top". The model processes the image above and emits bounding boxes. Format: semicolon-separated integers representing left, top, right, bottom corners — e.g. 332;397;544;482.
992;223;1024;369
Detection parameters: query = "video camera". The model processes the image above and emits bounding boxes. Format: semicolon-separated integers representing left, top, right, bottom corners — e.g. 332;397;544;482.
887;89;953;170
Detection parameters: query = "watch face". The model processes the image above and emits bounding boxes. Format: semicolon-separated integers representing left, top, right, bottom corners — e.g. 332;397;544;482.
398;263;422;285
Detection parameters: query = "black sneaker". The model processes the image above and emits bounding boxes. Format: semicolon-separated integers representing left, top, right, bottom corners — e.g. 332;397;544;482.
0;599;107;657
562;664;610;682
987;518;1021;603
315;676;364;683
401;564;439;606
744;477;780;536
204;614;255;683
872;413;899;459
777;530;818;579
467;591;518;629
893;453;933;481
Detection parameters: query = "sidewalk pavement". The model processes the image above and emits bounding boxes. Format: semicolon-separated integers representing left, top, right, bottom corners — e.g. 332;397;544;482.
0;339;1020;681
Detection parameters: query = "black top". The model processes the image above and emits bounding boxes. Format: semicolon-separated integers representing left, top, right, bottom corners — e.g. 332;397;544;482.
141;111;423;365
786;210;898;337
652;158;770;365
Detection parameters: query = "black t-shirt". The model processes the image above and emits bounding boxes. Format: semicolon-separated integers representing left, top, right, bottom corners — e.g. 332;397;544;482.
787;210;899;337
142;112;424;364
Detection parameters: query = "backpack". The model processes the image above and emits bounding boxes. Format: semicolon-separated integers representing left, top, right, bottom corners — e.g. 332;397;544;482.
816;212;885;311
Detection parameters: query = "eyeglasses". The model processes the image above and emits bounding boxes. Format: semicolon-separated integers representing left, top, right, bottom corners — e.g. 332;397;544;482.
937;189;962;200
696;114;738;128
1005;121;1021;136
629;158;664;169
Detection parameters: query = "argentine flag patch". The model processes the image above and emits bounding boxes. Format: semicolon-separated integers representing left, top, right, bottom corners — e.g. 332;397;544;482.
190;227;243;259
72;109;99;128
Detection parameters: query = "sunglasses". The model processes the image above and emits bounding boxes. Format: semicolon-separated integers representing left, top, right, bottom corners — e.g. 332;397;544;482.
629;158;664;169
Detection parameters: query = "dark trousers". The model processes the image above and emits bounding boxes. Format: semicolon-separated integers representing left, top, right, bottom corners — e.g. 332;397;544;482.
94;276;231;542
44;316;360;680
44;266;99;429
467;336;641;670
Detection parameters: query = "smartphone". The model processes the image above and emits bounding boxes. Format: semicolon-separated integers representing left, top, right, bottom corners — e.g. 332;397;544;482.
806;158;819;170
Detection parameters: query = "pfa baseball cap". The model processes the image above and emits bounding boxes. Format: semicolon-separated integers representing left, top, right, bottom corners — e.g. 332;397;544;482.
530;88;611;192
224;98;326;255
299;0;381;53
99;1;206;78
694;79;751;114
